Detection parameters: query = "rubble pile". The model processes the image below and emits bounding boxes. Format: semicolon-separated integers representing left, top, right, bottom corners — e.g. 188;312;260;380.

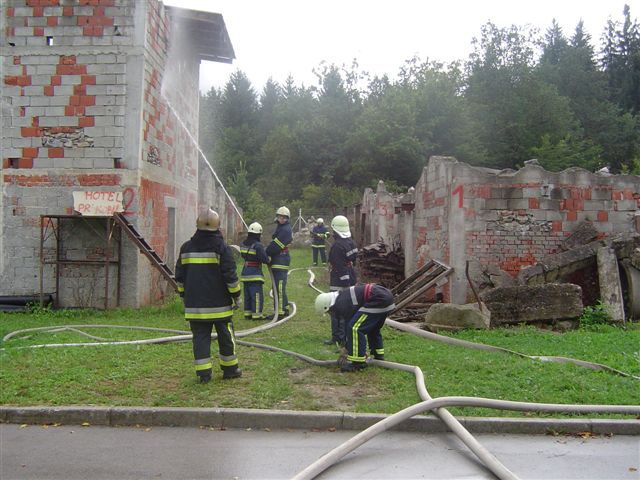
357;241;405;288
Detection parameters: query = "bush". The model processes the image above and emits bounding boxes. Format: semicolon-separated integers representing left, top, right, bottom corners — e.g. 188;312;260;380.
579;301;613;330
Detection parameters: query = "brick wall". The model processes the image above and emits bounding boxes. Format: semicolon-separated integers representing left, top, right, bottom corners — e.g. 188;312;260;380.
361;157;640;304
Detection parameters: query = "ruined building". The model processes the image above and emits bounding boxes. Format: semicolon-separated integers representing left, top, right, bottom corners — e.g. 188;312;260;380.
357;156;640;319
1;1;240;308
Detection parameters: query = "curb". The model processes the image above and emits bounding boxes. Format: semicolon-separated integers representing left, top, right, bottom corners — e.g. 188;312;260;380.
1;406;638;435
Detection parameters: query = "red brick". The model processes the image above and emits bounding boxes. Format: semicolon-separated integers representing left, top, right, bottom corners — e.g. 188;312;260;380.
46;16;57;26
551;221;562;232
32;117;39;127
21;127;41;137
50;75;61;86
63;6;73;16
69;95;80;106
79;95;95;106
13;56;20;65
48;148;64;158
2;159;10;169
597;210;608;222
18;158;33;169
44;85;54;96
6;27;15;37
17;75;31;87
528;198;539;209
60;55;76;65
64;105;75;116
33;7;44;16
22;147;38;158
56;64;86;75
566;211;577;221
78;116;94;127
4;76;18;86
73;84;86;95
81;75;96;85
34;27;44;36
7;7;14;17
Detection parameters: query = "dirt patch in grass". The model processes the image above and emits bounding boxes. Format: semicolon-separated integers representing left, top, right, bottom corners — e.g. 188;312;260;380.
288;366;377;412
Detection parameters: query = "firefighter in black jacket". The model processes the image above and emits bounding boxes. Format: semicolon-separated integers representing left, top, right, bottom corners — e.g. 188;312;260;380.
175;208;242;383
315;283;395;372
325;215;358;346
240;222;269;320
311;218;329;265
266;206;293;317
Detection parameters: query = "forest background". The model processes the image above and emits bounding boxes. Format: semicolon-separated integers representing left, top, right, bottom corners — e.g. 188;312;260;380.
198;6;640;225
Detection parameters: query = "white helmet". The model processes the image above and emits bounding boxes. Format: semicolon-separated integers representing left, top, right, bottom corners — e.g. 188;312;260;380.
331;215;351;238
248;222;262;234
315;292;338;315
276;206;290;218
317;218;324;224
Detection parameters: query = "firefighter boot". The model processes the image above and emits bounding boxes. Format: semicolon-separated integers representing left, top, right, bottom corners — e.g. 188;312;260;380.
198;373;212;384
340;361;366;373
222;367;242;380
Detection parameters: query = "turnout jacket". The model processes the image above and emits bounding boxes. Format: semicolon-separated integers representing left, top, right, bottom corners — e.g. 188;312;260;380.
240;233;269;283
266;221;292;269
332;283;396;321
311;224;330;247
329;234;358;289
175;229;241;321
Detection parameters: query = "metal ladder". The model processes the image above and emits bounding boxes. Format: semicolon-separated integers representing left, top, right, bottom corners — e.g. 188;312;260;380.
113;212;178;291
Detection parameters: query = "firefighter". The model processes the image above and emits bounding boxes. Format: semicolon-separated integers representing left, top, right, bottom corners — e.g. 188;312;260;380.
266;206;293;317
311;218;330;266
325;215;358;346
315;283;395;372
175;208;242;383
240;222;269;320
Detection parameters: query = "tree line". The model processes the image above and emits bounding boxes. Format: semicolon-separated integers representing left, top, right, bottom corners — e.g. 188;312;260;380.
199;5;640;224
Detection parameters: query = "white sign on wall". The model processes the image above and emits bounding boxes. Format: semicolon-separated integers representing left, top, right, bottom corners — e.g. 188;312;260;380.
73;191;124;216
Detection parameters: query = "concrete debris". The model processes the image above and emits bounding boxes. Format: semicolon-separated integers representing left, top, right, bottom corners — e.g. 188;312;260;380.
481;283;584;328
422;302;490;332
560;220;598;252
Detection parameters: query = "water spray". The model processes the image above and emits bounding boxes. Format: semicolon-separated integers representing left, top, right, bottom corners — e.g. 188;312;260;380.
162;94;248;230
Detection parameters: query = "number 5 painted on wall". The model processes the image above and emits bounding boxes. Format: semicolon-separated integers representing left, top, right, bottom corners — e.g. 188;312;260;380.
452;185;464;208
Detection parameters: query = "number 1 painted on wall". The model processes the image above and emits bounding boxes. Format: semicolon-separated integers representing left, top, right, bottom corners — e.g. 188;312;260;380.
452;185;464;208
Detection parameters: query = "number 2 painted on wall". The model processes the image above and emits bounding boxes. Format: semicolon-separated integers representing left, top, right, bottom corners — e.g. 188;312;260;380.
452;185;464;208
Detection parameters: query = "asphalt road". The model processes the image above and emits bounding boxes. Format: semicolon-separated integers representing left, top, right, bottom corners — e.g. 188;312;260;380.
1;423;638;479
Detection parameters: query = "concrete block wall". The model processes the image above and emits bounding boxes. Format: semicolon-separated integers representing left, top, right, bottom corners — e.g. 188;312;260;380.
361;157;640;305
1;0;237;307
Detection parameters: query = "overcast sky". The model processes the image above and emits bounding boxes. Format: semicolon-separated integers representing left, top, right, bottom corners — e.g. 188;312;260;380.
164;0;634;93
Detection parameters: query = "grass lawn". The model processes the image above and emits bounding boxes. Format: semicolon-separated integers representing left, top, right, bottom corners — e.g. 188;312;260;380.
1;247;638;418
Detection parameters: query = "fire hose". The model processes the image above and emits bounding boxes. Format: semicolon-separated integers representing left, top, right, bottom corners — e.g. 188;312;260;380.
2;267;638;480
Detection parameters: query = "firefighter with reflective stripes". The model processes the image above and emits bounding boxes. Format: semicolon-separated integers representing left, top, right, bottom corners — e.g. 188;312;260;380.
175;208;242;383
240;222;269;320
315;283;395;372
266;206;293;317
325;215;358;346
311;218;330;266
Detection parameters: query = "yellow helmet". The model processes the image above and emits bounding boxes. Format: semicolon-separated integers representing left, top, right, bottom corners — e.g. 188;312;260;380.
196;208;220;231
276;206;290;218
248;222;263;234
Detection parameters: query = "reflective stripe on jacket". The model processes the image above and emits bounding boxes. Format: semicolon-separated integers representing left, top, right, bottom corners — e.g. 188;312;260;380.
175;229;240;321
329;234;358;288
266;221;292;268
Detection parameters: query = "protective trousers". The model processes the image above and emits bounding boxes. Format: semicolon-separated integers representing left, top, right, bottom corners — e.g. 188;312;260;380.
345;311;386;363
312;246;326;265
271;268;288;315
330;310;346;346
242;281;264;319
189;319;239;379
